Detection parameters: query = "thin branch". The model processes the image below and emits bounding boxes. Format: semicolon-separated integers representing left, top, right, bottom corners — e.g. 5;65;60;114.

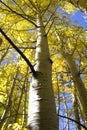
13;0;26;15
0;46;36;52
0;46;10;64
41;0;52;17
80;65;87;74
58;114;87;130
0;72;18;129
0;0;37;27
1;113;87;130
28;0;38;11
0;28;35;74
71;28;83;55
46;17;55;35
69;0;86;13
44;6;58;28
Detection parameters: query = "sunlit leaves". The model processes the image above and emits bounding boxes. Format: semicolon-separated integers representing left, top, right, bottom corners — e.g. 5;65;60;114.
0;0;87;129
60;1;77;14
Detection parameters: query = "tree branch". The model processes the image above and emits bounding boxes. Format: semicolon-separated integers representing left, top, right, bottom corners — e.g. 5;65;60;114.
0;0;37;27
58;114;87;130
0;28;35;74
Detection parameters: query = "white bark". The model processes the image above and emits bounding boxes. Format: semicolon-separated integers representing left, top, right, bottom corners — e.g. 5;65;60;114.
61;51;87;120
27;14;58;130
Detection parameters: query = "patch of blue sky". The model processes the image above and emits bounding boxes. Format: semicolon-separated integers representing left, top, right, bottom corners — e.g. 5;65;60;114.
70;10;87;30
1;50;19;66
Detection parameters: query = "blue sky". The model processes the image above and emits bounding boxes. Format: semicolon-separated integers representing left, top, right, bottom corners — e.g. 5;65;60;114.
70;10;87;29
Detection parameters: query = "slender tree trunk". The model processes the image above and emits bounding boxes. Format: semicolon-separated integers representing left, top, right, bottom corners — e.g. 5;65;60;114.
56;72;60;130
0;72;18;129
73;88;81;130
62;88;70;130
27;14;58;130
61;51;87;120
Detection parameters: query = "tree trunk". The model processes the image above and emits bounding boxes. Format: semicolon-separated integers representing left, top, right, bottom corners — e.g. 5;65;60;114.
27;14;58;130
61;51;87;120
73;88;81;130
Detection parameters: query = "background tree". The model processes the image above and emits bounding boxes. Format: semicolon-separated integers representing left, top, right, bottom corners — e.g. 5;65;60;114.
0;0;87;130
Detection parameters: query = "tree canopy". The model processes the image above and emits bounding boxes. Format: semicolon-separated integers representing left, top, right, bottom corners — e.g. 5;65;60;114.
0;0;87;130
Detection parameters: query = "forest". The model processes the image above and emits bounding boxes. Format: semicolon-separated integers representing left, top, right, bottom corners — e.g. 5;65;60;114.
0;0;87;130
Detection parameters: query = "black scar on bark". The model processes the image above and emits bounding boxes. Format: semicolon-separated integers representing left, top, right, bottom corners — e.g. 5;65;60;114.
48;58;53;64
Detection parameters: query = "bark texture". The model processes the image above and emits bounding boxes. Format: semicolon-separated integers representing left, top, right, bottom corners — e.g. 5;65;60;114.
27;14;58;130
73;89;81;130
61;51;87;120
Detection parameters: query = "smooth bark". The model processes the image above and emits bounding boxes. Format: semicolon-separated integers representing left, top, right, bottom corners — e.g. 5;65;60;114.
27;14;58;130
61;51;87;120
73;89;81;130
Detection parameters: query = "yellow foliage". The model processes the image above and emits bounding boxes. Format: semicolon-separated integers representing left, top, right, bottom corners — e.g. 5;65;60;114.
8;123;20;130
61;2;77;14
0;0;87;129
0;95;6;103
